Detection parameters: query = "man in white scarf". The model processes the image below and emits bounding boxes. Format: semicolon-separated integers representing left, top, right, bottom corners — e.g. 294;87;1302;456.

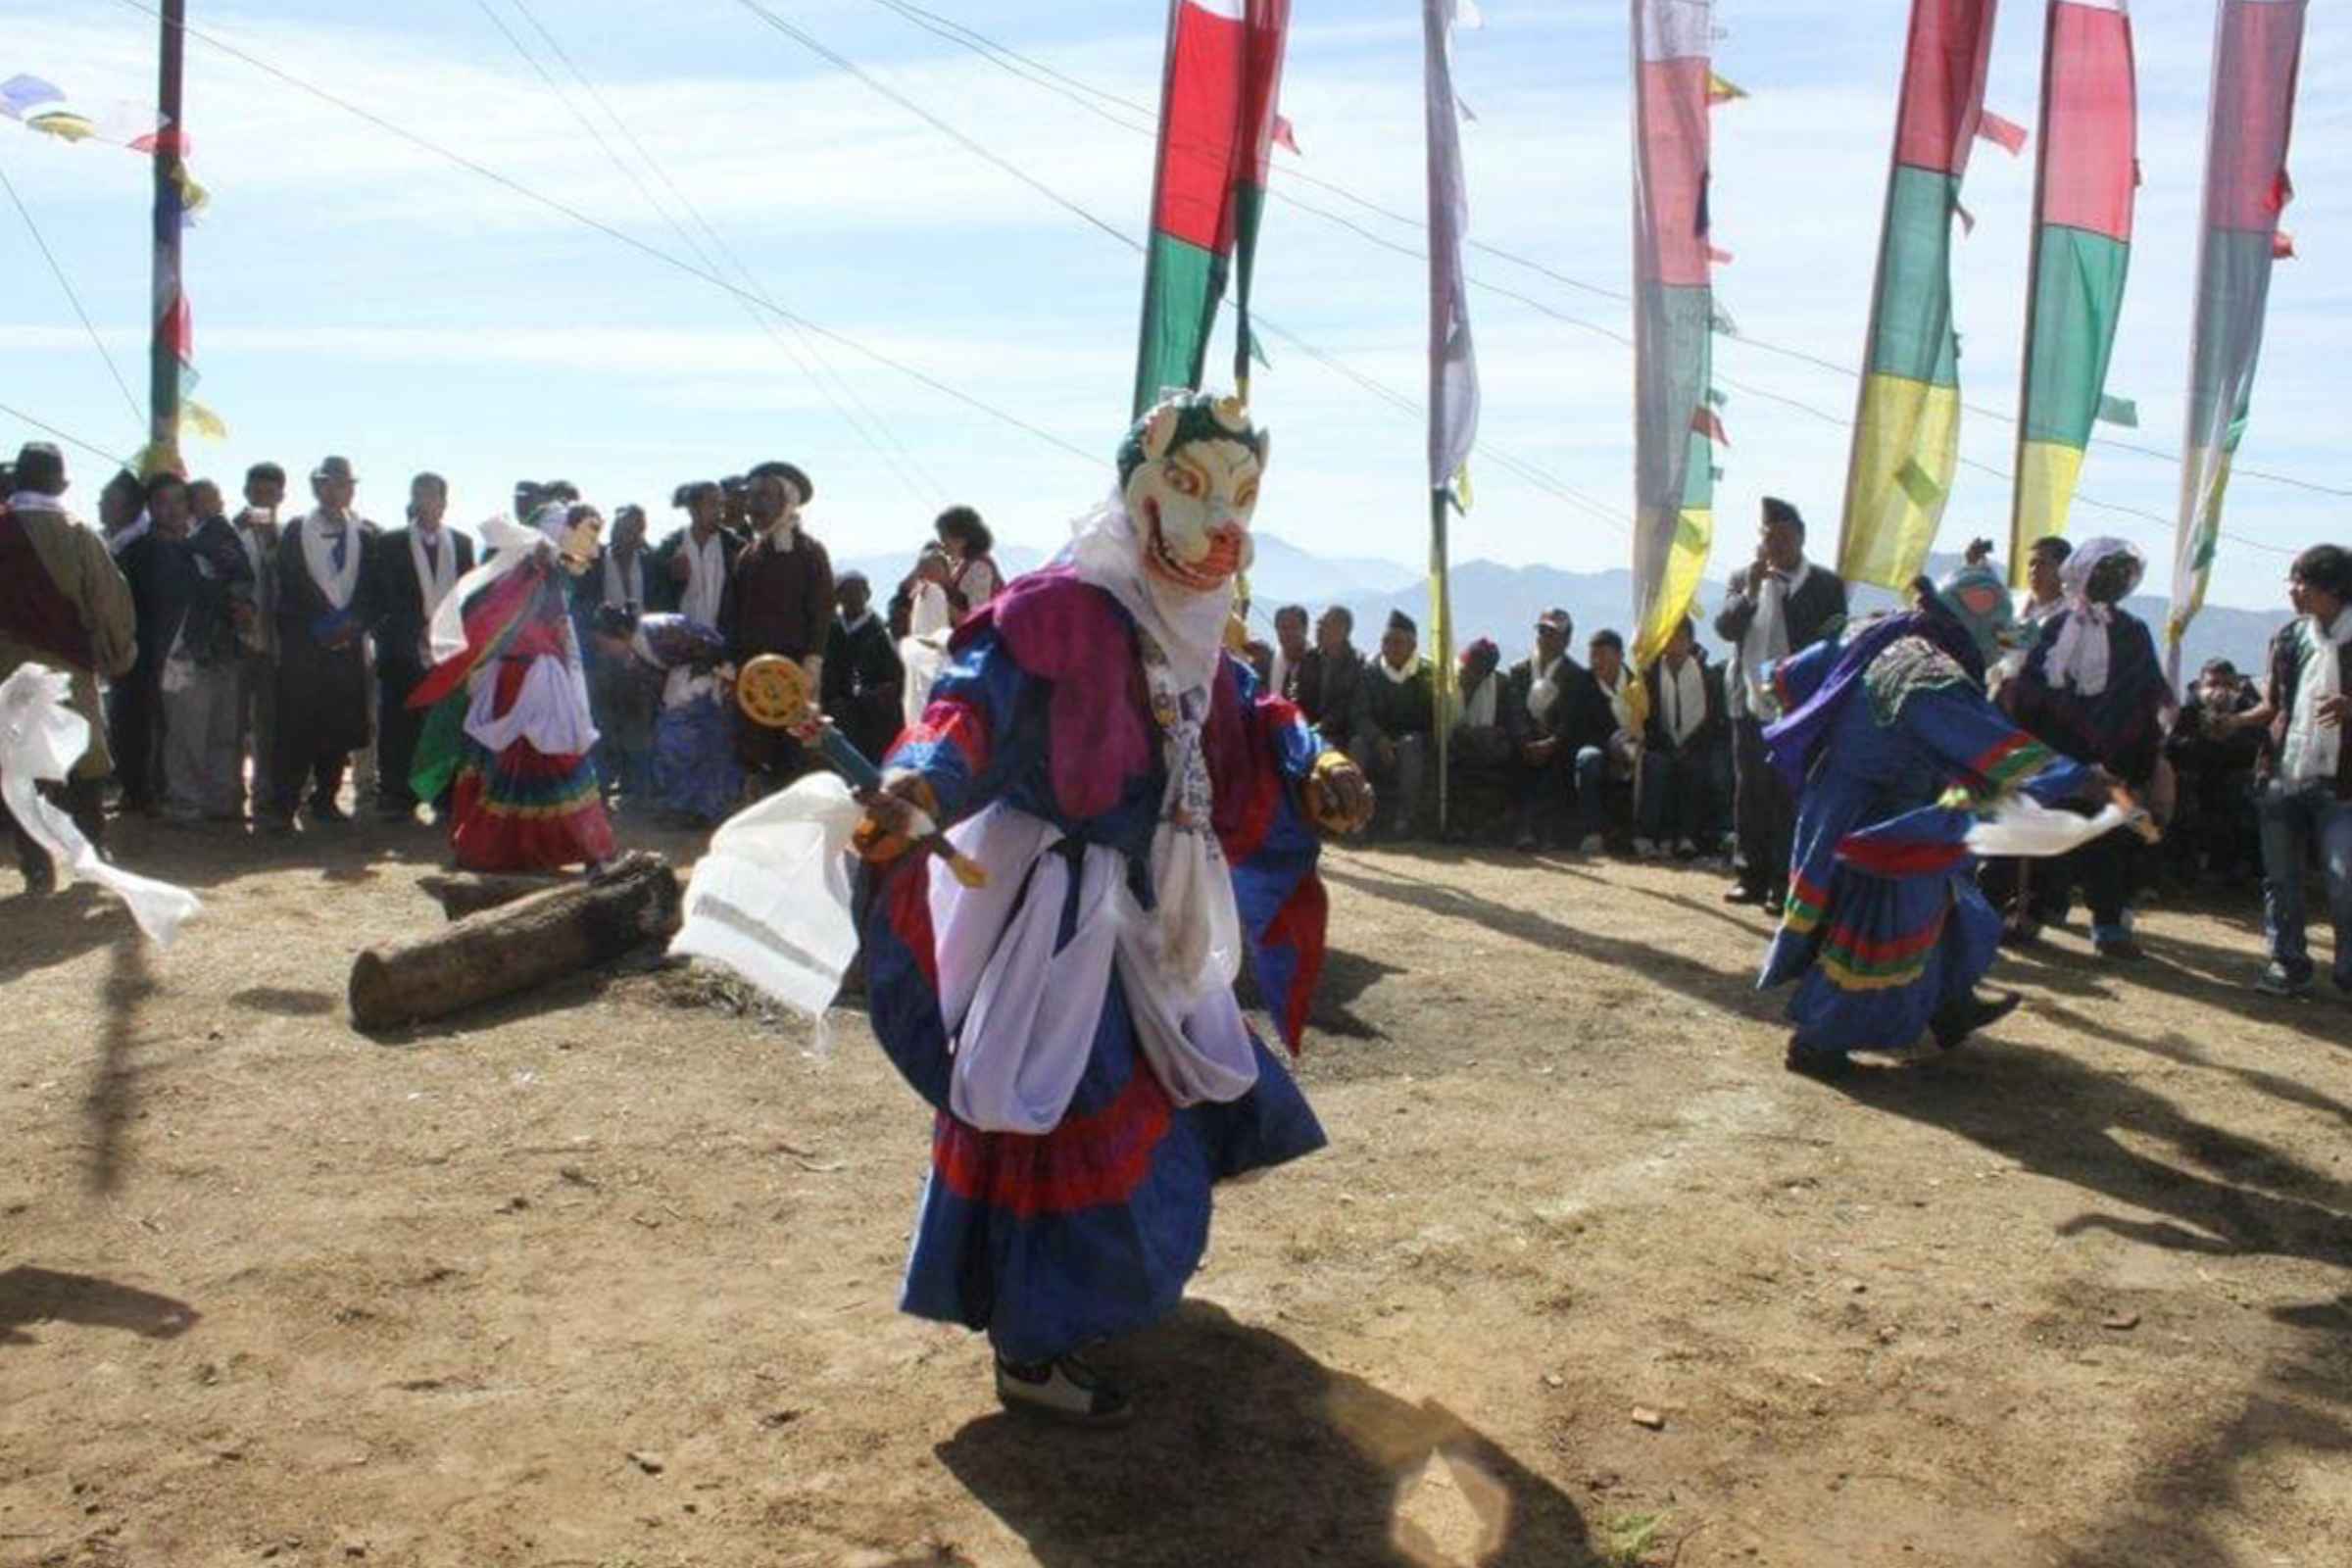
266;456;379;829
1714;497;1847;911
375;472;475;821
2253;543;2352;998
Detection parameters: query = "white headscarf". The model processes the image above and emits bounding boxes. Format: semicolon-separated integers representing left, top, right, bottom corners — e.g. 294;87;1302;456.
2043;536;2143;697
1058;486;1244;1000
1060;487;1236;698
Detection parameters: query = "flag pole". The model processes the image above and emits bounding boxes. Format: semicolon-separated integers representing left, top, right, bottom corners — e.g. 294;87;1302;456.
2007;0;2060;587
1430;486;1452;837
1131;0;1183;419
147;0;187;475
1837;4;1917;584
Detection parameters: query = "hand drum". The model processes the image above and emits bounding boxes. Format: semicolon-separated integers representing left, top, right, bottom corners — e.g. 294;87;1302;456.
736;654;814;730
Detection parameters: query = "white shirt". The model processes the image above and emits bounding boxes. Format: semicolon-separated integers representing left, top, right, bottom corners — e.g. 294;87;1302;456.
2282;606;2352;787
1660;656;1708;749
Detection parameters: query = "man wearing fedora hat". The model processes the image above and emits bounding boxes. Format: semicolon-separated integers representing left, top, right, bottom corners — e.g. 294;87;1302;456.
266;456;383;829
0;442;137;889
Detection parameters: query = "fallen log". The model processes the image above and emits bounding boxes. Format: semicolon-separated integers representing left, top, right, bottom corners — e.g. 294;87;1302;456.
416;870;564;921
350;851;681;1030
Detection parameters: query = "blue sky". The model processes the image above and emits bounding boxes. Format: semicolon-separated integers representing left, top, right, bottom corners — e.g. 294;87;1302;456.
2;0;2344;618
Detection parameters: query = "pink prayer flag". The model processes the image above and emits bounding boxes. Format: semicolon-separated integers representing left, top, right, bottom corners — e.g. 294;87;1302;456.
1690;407;1729;446
1705;244;1734;265
1977;109;2027;155
1272;114;1299;154
2272;229;2295;260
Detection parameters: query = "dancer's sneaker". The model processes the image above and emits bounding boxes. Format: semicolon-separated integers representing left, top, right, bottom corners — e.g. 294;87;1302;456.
2253;962;2312;1000
994;1352;1132;1429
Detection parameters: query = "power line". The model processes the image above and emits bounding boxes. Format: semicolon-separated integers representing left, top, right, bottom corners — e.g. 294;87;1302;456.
737;0;1623;525
0;148;145;427
0;398;135;468
858;0;2351;505
105;0;1104;470
479;0;940;507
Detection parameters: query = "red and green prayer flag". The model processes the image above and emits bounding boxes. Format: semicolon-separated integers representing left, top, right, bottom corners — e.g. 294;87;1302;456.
1630;0;1726;670
2165;0;2306;684
1132;0;1292;418
1837;0;2010;593
2008;0;2136;586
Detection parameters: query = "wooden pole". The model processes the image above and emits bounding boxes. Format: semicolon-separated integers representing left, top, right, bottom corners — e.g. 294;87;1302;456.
2007;0;2061;587
147;0;187;475
1430;485;1452;837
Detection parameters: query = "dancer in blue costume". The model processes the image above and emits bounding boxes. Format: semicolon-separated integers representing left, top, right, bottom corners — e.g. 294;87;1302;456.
1758;587;2122;1076
851;393;1373;1426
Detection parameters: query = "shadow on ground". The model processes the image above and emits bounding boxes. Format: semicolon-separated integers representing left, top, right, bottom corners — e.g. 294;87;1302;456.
0;1264;199;1346
938;1301;1595;1568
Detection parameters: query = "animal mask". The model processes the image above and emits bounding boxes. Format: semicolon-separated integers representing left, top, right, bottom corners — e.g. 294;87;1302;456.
1117;391;1268;598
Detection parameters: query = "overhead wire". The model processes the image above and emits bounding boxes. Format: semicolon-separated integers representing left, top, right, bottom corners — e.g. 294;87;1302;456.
858;0;2352;507
104;0;1104;470
0;148;146;427
0;398;135;469
737;0;1626;527
476;0;937;506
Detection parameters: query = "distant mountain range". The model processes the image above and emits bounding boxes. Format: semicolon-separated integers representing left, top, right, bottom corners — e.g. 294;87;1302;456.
831;533;2285;686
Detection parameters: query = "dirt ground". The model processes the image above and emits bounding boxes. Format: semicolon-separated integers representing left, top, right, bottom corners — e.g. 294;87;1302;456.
1;809;2347;1568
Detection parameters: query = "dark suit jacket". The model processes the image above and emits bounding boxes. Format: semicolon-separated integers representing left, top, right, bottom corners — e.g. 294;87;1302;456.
644;524;748;626
1642;652;1728;757
1297;646;1366;745
1713;562;1849;667
374;525;477;678
1501;655;1613;753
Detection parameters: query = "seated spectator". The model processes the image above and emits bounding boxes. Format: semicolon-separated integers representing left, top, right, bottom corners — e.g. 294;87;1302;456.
1297;605;1366;753
2252;544;2352;999
1502;607;1608;853
1348;610;1436;838
1267;604;1309;703
1582;629;1643;853
1448;637;1515;838
2163;657;2263;889
1641;617;1727;858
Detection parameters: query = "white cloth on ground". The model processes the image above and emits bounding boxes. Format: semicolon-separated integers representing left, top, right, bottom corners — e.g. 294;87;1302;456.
0;664;201;945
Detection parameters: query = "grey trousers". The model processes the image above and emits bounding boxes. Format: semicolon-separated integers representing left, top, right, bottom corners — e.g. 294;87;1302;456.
239;655;277;813
1351;732;1431;835
161;664;245;818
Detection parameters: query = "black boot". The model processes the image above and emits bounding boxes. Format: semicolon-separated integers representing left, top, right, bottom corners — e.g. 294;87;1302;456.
1931;989;2022;1051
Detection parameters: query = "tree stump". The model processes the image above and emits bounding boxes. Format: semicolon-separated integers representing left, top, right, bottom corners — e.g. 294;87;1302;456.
350;851;681;1030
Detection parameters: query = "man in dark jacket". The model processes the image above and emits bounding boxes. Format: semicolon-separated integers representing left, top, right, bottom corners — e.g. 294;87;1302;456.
1501;608;1613;853
2163;657;2263;887
1641;616;1728;856
1296;605;1366;752
1348;611;1438;838
1715;497;1847;910
373;473;476;820
730;463;833;794
823;570;904;763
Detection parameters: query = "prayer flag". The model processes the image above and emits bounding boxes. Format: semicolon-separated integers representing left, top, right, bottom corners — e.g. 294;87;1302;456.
1424;0;1479;829
1132;0;1293;416
2008;0;2137;585
1977;108;2029;153
1836;0;2003;593
2165;0;2306;683
0;74;65;121
1631;0;1725;672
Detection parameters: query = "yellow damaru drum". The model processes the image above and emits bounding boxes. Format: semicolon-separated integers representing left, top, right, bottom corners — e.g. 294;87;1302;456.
736;654;813;730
